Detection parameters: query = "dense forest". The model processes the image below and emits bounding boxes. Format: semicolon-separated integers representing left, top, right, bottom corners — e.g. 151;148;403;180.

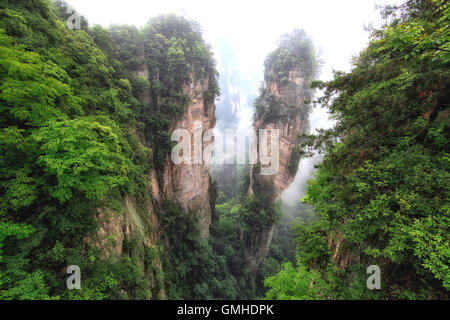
265;0;449;299
0;0;448;300
0;0;219;299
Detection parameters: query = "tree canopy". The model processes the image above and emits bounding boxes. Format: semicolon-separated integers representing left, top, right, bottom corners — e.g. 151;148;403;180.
266;0;449;299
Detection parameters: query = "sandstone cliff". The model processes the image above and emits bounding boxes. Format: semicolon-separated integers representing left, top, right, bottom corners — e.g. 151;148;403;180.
242;30;317;269
90;63;216;297
243;70;310;269
87;17;218;298
250;69;309;201
158;66;216;238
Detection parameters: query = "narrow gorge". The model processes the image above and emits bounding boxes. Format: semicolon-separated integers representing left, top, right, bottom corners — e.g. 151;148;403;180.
0;0;319;300
1;0;447;301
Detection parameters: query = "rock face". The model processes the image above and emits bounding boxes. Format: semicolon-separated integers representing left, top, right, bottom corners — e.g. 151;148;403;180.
86;195;166;299
159;68;216;238
132;61;216;238
328;230;361;269
251;69;309;201
240;222;276;270
91;63;216;297
244;67;311;269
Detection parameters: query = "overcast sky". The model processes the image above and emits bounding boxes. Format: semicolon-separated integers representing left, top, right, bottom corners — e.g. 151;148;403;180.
69;0;403;81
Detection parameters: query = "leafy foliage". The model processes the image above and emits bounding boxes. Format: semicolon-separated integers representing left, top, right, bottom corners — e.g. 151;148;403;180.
264;261;327;300
264;29;318;84
280;0;450;299
32;117;131;202
0;0;219;300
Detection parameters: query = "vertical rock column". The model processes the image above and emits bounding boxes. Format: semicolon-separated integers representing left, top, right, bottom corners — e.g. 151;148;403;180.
160;67;216;238
244;67;311;269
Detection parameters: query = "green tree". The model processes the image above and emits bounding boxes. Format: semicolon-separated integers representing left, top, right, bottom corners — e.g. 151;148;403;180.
297;0;449;298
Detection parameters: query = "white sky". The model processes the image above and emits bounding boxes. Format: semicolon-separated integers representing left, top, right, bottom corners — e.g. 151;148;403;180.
69;0;403;81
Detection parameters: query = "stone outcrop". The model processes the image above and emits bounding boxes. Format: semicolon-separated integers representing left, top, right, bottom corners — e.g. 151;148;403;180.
328;230;360;269
92;63;216;297
251;69;309;201
158;67;216;238
240;223;276;270
243;67;311;269
132;61;216;238
86;196;166;299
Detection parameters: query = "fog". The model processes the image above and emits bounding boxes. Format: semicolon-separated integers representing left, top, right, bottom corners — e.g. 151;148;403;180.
69;0;403;205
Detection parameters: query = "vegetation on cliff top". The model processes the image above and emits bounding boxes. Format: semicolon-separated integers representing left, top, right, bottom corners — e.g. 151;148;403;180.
254;29;318;125
265;0;449;299
0;0;219;299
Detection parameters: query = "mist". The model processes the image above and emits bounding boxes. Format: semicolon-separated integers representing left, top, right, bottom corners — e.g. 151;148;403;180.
68;0;404;209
